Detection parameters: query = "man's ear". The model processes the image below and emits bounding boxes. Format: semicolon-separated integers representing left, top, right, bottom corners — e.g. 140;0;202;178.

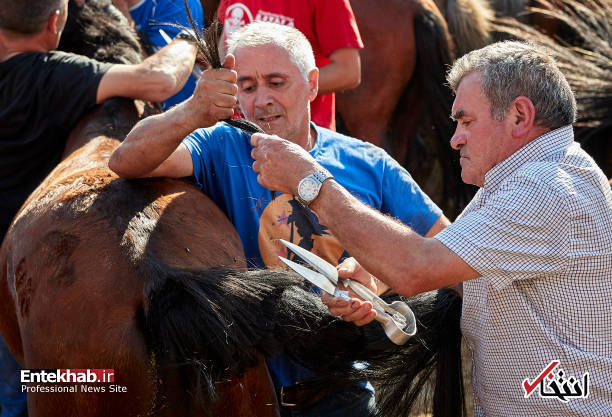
307;68;319;101
510;96;536;138
47;9;61;35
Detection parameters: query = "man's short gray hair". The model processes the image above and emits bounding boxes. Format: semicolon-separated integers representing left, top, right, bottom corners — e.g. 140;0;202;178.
446;41;576;129
0;0;64;34
227;21;316;82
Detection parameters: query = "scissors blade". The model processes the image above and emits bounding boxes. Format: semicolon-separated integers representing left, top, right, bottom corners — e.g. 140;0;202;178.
279;239;338;284
278;257;337;295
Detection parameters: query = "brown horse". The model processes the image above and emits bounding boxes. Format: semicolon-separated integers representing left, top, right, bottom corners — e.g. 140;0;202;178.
0;98;465;416
336;0;491;218
337;0;611;216
0;101;280;417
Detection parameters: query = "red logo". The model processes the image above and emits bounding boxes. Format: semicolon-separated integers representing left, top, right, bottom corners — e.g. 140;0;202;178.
523;361;589;402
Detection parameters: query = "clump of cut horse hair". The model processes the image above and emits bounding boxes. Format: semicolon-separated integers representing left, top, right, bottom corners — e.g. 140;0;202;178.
446;40;577;130
144;265;465;417
0;0;64;34
180;3;263;134
227;21;316;83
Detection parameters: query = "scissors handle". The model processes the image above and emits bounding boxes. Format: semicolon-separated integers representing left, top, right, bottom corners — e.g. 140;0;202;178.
342;279;416;340
342;280;396;316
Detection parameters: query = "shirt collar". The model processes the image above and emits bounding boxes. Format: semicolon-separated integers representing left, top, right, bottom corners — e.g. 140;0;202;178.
482;125;574;191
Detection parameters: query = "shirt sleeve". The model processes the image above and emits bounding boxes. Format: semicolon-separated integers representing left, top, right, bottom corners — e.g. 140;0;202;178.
435;175;571;290
313;0;363;57
381;154;442;236
181;128;214;192
48;52;112;128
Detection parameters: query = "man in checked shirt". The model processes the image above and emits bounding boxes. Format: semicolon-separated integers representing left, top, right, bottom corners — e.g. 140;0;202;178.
250;41;612;416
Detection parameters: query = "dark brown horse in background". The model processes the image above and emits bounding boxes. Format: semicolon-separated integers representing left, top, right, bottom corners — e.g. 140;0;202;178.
493;0;612;177
0;1;466;416
338;0;611;216
336;0;493;218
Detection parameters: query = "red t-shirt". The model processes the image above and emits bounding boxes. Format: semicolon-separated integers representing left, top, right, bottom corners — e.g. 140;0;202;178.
218;0;363;130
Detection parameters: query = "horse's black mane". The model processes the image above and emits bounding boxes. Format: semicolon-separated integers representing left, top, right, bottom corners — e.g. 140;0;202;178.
181;5;267;134
59;0;142;65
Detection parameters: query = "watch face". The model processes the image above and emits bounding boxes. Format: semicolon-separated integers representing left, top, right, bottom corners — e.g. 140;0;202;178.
298;178;319;202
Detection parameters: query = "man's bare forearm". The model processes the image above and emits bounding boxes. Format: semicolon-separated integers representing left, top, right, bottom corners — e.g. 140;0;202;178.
249;133;478;295
109;102;196;178
138;40;197;100
110;57;238;178
310;180;475;296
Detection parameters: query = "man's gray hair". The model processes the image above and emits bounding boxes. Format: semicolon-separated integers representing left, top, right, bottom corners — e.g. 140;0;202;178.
227;21;316;82
446;41;576;129
0;0;64;34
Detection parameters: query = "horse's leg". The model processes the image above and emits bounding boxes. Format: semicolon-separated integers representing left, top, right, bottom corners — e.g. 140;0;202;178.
336;0;417;149
0;243;24;364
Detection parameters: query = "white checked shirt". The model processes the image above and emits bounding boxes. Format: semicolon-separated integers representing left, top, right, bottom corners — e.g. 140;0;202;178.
435;126;612;417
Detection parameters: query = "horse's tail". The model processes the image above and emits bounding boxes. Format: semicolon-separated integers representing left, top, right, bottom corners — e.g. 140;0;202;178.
142;266;293;412
443;0;494;56
143;265;464;416
287;288;466;417
407;0;477;217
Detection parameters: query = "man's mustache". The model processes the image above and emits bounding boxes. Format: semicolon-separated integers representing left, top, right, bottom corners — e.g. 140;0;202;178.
253;107;284;120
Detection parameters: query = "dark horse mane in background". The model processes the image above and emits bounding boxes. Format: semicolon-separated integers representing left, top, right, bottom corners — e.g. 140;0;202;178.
0;1;466;416
492;0;612;176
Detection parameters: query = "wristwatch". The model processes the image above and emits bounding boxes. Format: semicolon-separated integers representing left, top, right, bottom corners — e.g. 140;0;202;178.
296;170;334;207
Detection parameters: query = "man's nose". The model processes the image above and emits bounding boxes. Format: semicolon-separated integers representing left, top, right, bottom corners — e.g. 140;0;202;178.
254;88;273;108
450;131;466;150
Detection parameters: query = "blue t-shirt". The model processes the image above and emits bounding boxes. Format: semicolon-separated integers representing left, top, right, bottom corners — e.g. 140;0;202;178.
183;122;442;386
130;0;204;110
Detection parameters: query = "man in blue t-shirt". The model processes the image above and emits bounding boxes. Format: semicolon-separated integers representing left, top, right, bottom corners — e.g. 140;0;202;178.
110;21;449;417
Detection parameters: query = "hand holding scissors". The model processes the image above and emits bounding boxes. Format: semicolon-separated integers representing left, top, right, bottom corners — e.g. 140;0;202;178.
278;240;416;345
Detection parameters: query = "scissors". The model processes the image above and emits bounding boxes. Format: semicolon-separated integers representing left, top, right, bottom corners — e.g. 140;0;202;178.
278;239;416;345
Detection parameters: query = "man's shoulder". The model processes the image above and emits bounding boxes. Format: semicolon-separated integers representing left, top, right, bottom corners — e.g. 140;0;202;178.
188;122;252;154
316;125;386;157
23;50;95;64
513;151;602;199
3;50;103;75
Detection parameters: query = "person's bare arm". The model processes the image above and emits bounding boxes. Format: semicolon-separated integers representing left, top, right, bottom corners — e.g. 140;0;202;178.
249;133;478;296
97;39;197;103
108;55;238;179
316;47;361;95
